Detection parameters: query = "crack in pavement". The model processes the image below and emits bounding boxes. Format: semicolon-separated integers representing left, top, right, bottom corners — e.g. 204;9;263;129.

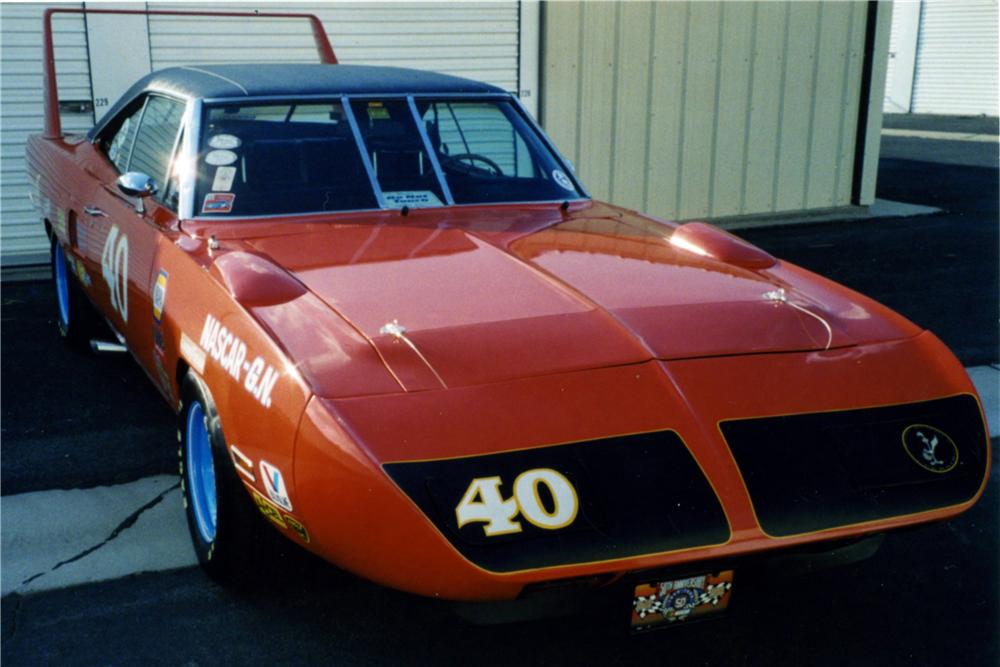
19;482;181;588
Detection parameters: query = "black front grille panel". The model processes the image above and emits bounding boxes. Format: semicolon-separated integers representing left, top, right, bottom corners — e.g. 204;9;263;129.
384;430;730;573
721;394;988;537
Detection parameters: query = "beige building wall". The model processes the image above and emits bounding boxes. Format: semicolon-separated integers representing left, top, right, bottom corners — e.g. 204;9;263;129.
541;1;891;222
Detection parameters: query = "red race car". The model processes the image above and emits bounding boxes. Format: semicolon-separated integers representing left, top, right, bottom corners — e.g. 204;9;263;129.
28;9;989;630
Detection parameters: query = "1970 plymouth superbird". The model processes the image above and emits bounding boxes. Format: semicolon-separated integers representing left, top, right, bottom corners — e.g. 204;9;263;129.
28;8;989;630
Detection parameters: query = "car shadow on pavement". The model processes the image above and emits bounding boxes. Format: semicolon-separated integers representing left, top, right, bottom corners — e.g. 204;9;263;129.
1;281;176;495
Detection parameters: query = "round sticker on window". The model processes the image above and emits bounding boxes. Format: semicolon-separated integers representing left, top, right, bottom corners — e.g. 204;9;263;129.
208;134;241;150
205;149;238;166
552;169;575;192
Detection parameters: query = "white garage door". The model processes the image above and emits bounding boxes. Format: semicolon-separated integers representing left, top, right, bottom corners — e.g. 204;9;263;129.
0;3;93;267
0;2;522;267
911;0;999;115
147;2;519;92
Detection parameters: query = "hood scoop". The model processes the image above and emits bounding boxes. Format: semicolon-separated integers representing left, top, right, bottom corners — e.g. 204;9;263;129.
210;251;307;307
669;222;776;270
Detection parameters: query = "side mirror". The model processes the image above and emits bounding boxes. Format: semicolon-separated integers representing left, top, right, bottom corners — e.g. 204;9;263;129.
116;172;158;214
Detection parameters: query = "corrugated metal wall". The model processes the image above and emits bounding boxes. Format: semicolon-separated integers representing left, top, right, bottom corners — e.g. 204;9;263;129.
0;3;93;265
911;0;999;116
542;1;875;221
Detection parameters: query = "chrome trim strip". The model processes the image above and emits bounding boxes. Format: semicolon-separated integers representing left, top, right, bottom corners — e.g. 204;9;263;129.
178;99;202;220
341;95;387;209
407;95;454;206
509;96;590;199
200;92;511;105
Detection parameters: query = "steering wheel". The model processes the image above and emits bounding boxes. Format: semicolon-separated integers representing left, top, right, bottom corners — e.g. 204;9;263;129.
440;152;504;177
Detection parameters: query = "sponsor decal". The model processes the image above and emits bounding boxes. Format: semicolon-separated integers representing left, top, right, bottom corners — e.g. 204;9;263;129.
204;149;238;166
382;190;443;208
249;488;309;542
152;326;165;353
73;257;91;287
100;225;128;322
251;488;287;528
260;460;293;511
902;424;958;473
551;169;575;192
208;134;241;150
197;314;279;408
202;193;235;214
211;166;237;192
229;445;255;482
152;269;168;323
455;468;578;537
284;515;310;543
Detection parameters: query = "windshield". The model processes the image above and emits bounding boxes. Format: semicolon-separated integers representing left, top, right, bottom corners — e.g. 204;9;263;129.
195;98;582;217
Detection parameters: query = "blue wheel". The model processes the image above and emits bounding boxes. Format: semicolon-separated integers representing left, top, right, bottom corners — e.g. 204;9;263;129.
53;241;70;327
51;236;98;350
180;371;265;584
185;401;218;543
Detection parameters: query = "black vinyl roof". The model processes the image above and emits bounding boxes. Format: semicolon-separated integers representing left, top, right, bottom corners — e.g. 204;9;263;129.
91;64;506;138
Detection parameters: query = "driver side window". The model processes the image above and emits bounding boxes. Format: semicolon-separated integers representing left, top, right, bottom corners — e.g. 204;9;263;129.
101;95;186;211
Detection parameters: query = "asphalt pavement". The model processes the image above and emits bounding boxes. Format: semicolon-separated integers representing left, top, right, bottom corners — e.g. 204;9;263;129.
1;125;997;665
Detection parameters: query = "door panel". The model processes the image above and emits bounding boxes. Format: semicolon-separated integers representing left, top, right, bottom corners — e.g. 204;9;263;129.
80;93;185;376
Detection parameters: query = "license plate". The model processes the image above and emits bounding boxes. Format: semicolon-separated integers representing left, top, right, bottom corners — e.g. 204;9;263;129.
630;570;734;632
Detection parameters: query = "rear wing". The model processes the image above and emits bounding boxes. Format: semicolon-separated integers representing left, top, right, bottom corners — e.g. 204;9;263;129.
41;8;337;138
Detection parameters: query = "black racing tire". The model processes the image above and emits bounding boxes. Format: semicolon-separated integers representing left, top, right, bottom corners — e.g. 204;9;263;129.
51;236;99;351
178;370;268;585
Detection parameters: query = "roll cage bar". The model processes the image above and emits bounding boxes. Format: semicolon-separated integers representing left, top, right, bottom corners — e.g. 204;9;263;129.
41;7;337;138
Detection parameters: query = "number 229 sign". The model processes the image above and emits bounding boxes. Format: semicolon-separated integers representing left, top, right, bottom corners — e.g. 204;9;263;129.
101;225;129;323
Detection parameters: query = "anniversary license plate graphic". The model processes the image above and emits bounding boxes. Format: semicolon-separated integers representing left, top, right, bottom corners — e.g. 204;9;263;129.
630;570;734;631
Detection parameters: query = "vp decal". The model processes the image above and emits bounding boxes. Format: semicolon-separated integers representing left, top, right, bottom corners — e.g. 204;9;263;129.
260;460;292;511
902;424;958;473
455;468;578;537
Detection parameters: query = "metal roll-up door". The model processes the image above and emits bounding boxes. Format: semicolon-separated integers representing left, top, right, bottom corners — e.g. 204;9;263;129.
911;0;999;116
1;3;93;267
147;2;520;92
